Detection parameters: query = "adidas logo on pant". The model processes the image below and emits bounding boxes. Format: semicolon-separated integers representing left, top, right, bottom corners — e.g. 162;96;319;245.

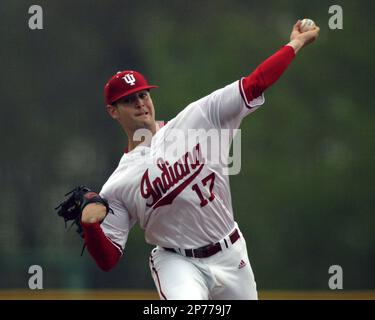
238;259;247;269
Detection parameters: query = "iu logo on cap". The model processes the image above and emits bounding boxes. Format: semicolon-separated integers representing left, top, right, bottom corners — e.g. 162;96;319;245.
123;73;136;86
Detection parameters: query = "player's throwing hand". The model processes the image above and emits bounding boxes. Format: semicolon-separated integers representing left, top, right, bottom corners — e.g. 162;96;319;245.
289;19;320;53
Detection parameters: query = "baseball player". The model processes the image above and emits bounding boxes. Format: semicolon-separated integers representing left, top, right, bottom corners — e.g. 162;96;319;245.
60;21;319;299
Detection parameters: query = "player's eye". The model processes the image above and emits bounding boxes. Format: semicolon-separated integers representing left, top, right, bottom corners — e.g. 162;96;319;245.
123;96;134;104
139;92;148;99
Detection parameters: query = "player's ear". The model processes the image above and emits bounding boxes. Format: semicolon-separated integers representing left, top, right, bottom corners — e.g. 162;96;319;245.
106;104;119;120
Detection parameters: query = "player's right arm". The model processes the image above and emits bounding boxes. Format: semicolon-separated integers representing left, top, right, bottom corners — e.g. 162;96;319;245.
237;20;319;115
242;20;320;105
198;20;319;130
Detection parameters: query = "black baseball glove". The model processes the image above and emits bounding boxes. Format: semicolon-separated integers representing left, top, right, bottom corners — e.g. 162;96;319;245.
55;185;111;239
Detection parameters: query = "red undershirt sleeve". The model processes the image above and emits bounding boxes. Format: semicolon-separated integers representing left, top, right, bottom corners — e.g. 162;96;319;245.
241;45;296;107
82;222;122;272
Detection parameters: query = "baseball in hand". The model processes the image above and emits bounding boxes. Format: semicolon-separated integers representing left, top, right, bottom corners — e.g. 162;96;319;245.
300;18;316;32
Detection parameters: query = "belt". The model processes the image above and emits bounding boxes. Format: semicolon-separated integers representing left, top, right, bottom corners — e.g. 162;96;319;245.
163;228;240;258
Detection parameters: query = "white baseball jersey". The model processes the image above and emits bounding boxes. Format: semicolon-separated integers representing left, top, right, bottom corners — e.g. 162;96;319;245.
99;80;265;252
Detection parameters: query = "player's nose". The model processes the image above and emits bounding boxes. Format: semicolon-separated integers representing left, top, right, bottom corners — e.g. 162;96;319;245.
134;96;144;108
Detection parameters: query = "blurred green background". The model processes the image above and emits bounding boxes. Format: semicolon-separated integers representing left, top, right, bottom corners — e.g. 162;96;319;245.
0;0;374;291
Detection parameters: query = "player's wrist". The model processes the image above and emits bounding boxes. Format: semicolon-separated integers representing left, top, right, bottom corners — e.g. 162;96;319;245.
286;39;304;54
81;203;107;223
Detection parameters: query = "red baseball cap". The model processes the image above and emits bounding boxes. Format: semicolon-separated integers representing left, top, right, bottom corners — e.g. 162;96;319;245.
104;70;158;105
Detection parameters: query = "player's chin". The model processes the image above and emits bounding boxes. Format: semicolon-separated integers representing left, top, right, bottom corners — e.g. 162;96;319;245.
134;117;154;129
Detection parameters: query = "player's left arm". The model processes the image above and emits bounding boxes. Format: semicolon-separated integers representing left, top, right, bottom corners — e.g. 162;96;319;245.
81;204;122;272
80;193;133;272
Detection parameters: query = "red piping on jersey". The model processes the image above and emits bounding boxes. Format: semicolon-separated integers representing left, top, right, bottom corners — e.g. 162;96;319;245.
81;222;122;272
240;45;295;108
149;255;167;300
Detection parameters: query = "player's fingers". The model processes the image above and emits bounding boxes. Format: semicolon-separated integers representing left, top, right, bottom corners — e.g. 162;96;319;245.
310;25;320;31
305;26;320;35
316;27;320;39
302;27;320;45
309;26;320;38
293;20;301;31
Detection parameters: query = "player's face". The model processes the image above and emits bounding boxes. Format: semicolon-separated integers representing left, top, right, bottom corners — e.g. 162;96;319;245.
107;90;156;134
